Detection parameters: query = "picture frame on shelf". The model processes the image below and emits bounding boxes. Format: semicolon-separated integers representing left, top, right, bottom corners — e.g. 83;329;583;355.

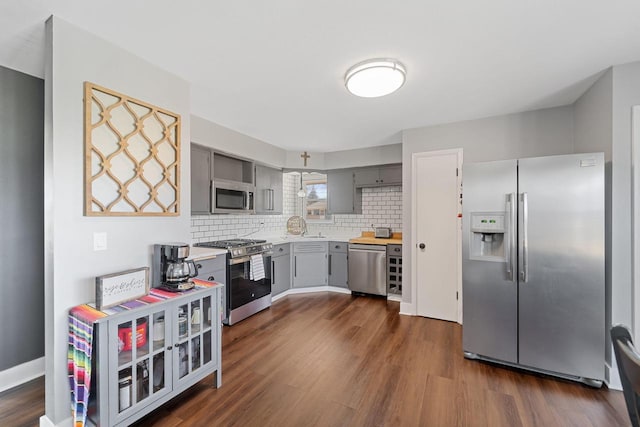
96;267;149;310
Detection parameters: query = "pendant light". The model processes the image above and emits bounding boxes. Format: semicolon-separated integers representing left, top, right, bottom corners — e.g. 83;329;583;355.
345;58;406;98
297;173;306;197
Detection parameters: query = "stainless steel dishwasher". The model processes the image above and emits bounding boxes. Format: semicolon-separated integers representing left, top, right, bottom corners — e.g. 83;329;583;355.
348;243;387;296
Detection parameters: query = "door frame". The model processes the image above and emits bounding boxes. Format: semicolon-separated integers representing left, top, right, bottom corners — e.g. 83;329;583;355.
410;148;463;323
633;105;640;344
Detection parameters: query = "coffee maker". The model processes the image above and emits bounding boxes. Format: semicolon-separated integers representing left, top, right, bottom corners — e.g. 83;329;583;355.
152;243;198;291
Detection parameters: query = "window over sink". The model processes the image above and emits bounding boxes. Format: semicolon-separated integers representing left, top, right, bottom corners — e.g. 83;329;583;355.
300;172;332;223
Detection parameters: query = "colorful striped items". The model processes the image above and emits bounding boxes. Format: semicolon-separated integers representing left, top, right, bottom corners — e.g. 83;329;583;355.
67;280;216;426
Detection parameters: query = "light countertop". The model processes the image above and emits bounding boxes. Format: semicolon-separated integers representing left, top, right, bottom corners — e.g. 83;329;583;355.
349;231;403;246
188;246;228;260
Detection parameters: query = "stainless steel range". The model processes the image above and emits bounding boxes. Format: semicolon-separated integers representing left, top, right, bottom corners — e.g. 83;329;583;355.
195;239;273;325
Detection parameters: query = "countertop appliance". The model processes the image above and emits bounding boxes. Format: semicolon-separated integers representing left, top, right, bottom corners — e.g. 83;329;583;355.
374;227;392;238
348;243;387;296
374;227;391;239
152;243;198;291
195;239;272;325
462;152;604;386
212;179;255;214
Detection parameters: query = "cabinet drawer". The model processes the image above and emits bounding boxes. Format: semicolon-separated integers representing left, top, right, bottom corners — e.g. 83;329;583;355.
329;241;347;254
293;242;328;253
273;243;290;257
194;256;225;275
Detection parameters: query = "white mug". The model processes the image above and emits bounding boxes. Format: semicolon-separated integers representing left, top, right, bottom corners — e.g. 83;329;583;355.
191;307;201;325
153;319;164;342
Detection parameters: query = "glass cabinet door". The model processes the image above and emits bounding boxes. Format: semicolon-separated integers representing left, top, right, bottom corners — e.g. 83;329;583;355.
173;292;217;386
109;306;171;423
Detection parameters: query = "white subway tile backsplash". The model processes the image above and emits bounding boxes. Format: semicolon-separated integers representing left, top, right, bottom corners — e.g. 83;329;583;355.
190;174;402;242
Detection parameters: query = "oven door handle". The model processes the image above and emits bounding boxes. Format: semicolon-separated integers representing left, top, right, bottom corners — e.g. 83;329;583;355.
228;252;273;265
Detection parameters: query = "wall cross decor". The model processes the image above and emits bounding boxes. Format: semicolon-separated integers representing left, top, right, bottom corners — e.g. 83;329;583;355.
84;82;181;216
301;151;311;167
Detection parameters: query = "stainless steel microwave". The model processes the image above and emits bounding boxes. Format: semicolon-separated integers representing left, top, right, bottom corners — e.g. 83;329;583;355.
211;179;255;214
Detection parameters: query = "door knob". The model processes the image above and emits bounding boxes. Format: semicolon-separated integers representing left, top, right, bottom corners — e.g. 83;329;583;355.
419;243;426;249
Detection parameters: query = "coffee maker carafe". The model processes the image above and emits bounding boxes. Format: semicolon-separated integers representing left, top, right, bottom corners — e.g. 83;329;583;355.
152;243;198;291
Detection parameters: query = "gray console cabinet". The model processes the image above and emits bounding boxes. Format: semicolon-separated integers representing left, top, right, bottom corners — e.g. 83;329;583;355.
328;242;348;288
90;286;223;427
255;164;283;214
293;242;328;288
272;244;291;296
191;144;213;214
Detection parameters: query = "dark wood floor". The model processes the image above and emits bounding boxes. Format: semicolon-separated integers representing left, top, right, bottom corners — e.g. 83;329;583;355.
1;292;630;426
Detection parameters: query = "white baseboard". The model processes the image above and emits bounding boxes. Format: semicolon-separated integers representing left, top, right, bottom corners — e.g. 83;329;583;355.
400;301;415;316
0;357;45;393
607;360;622;390
272;285;352;302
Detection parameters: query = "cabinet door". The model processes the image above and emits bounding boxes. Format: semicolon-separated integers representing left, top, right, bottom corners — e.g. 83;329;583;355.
272;254;291;296
354;167;380;187
108;306;172;424
327;170;355;214
191;144;212;214
255;165;283;214
172;291;218;388
379;165;402;185
329;251;348;287
293;243;328;288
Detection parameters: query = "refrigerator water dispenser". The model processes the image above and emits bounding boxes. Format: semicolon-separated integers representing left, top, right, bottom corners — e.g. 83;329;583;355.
469;212;506;261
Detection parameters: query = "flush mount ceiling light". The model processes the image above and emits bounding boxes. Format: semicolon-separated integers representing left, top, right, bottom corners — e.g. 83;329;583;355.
344;58;406;98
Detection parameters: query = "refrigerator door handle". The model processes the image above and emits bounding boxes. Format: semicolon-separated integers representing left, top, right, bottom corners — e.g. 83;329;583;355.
506;193;516;282
521;192;529;282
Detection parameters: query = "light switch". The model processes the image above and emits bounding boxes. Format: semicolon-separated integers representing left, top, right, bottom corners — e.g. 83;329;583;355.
93;232;107;251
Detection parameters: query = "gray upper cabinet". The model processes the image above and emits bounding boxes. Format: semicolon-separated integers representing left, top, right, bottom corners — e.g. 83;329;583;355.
354;164;402;187
255;164;283;214
327;169;358;214
191;144;213;214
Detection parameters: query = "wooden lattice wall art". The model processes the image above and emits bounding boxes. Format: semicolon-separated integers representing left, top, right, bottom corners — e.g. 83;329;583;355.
84;82;181;216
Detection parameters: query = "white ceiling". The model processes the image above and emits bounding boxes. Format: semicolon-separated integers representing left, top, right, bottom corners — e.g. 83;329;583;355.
2;1;640;151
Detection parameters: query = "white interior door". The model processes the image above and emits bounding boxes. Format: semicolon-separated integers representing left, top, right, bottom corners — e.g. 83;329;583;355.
413;149;461;322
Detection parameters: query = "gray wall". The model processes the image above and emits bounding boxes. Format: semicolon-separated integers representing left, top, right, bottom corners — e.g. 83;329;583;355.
611;61;640;332
192;114;287;168
44;17;191;424
573;68;614;381
401;105;575;304
0;65;44;371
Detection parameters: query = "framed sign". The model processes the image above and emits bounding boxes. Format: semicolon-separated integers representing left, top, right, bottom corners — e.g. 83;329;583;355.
96;267;149;310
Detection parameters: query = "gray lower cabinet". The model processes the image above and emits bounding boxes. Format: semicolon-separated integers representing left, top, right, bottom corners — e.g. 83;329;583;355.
90;286;223;427
194;256;227;320
327;169;359;214
272;244;291;296
255;164;283;214
191;144;213;214
328;242;348;288
293;242;328;287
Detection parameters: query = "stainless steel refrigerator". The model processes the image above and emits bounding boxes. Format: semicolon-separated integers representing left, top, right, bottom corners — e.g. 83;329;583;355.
462;152;604;386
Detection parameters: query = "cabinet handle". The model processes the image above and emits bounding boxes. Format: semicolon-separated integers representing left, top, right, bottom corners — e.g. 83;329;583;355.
294;256;297;277
279;247;284;252
272;261;275;284
329;254;332;275
196;263;203;269
208;276;215;281
167;346;172;350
